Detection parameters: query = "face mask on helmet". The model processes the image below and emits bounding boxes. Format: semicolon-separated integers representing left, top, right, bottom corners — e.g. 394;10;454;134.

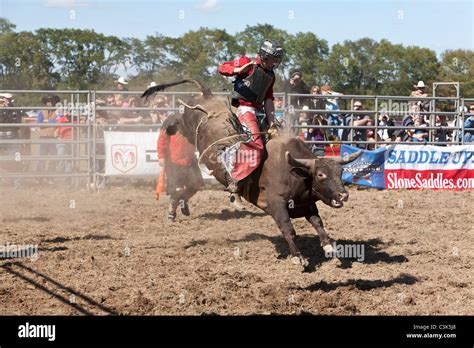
259;40;284;69
261;53;282;69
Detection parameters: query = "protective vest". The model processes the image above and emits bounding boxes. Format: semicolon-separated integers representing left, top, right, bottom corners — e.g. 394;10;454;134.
232;64;275;105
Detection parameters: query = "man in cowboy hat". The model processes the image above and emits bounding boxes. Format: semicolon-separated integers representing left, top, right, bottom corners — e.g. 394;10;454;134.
0;93;23;187
411;81;428;97
115;77;129;92
410;80;429;113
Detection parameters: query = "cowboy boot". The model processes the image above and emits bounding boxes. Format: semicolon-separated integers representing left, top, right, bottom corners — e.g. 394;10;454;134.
167;198;178;221
226;174;245;211
179;199;190;216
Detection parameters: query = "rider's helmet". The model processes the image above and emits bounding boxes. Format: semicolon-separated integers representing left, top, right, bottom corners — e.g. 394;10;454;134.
258;39;284;69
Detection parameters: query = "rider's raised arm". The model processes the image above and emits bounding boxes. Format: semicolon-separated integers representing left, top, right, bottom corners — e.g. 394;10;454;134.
218;56;252;76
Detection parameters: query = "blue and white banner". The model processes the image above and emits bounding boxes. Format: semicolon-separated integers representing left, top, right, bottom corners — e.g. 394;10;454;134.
340;144;474;190
340;144;387;188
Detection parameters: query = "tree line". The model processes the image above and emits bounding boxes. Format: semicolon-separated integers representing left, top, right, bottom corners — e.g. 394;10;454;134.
1;18;473;97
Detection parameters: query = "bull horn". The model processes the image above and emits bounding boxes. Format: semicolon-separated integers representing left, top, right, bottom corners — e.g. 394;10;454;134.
285;151;314;168
333;150;362;165
177;99;208;114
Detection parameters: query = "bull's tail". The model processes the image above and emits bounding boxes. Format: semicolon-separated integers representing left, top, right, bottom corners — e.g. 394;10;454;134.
141;79;213;100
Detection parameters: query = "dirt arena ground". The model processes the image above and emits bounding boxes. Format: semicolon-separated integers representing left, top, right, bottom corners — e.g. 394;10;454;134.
1;183;472;315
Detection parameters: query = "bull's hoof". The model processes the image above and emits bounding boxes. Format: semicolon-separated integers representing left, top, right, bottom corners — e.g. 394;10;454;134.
323;244;335;255
291;256;309;267
229;194;246;211
167;212;176;222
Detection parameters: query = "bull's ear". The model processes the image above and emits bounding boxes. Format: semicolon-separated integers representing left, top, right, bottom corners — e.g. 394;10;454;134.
290;166;311;179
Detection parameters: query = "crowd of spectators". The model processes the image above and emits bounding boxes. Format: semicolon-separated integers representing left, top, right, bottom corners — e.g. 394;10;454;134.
1;75;474;187
284;75;474;153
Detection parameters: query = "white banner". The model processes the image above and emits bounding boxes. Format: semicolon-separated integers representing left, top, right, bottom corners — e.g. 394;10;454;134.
384;144;474;190
104;131;214;179
385;145;474;171
104;131;160;177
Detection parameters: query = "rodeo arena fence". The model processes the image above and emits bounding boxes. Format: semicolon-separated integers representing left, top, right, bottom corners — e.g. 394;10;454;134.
1;84;473;192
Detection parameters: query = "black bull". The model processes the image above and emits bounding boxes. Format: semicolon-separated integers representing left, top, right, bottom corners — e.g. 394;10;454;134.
142;80;361;267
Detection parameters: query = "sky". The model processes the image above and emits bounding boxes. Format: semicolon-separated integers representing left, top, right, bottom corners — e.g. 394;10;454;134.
1;0;473;55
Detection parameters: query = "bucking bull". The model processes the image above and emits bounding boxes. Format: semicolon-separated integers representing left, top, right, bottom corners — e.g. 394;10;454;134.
142;79;361;267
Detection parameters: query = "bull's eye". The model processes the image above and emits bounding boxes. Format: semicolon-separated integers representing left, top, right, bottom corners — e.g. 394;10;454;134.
317;172;327;180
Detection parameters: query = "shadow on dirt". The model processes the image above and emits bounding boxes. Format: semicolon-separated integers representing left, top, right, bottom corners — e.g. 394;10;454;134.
42;234;116;244
298;273;418;292
1;262;118;315
2;216;50;223
228;233;408;272
183;239;208;249
197;209;267;220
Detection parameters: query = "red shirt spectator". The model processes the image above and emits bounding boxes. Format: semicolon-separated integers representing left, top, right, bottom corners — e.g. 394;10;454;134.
218;55;275;108
157;130;195;166
56;115;72;140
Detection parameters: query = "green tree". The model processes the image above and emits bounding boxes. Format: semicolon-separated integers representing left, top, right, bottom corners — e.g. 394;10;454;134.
128;34;173;76
35;28;130;89
168;27;242;89
0;30;56;89
322;38;380;94
0;17;16;34
286;32;329;86
438;49;474;97
233;24;293;90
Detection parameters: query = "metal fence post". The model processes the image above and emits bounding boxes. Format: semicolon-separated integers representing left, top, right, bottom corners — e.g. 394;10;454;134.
92;90;98;192
374;96;378;149
461;98;465;145
287;93;293;134
86;90;92;189
349;98;354;144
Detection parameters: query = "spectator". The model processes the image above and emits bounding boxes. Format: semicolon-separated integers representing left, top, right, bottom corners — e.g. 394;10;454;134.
410;114;429;142
145;83;171;124
410;80;430;112
297;105;311;139
464;105;474;144
321;85;343;138
118;96;144;125
434;111;449;145
273;97;284;122
152;96;170;124
113;77;129;105
36;95;60;183
285;70;310;108
395;104;418;142
340;100;372;148
0;93;23;187
377;113;395;143
307;110;328;156
309;85;325;119
157;125;203;221
410;80;428;98
54;112;73;186
115;77;129;92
